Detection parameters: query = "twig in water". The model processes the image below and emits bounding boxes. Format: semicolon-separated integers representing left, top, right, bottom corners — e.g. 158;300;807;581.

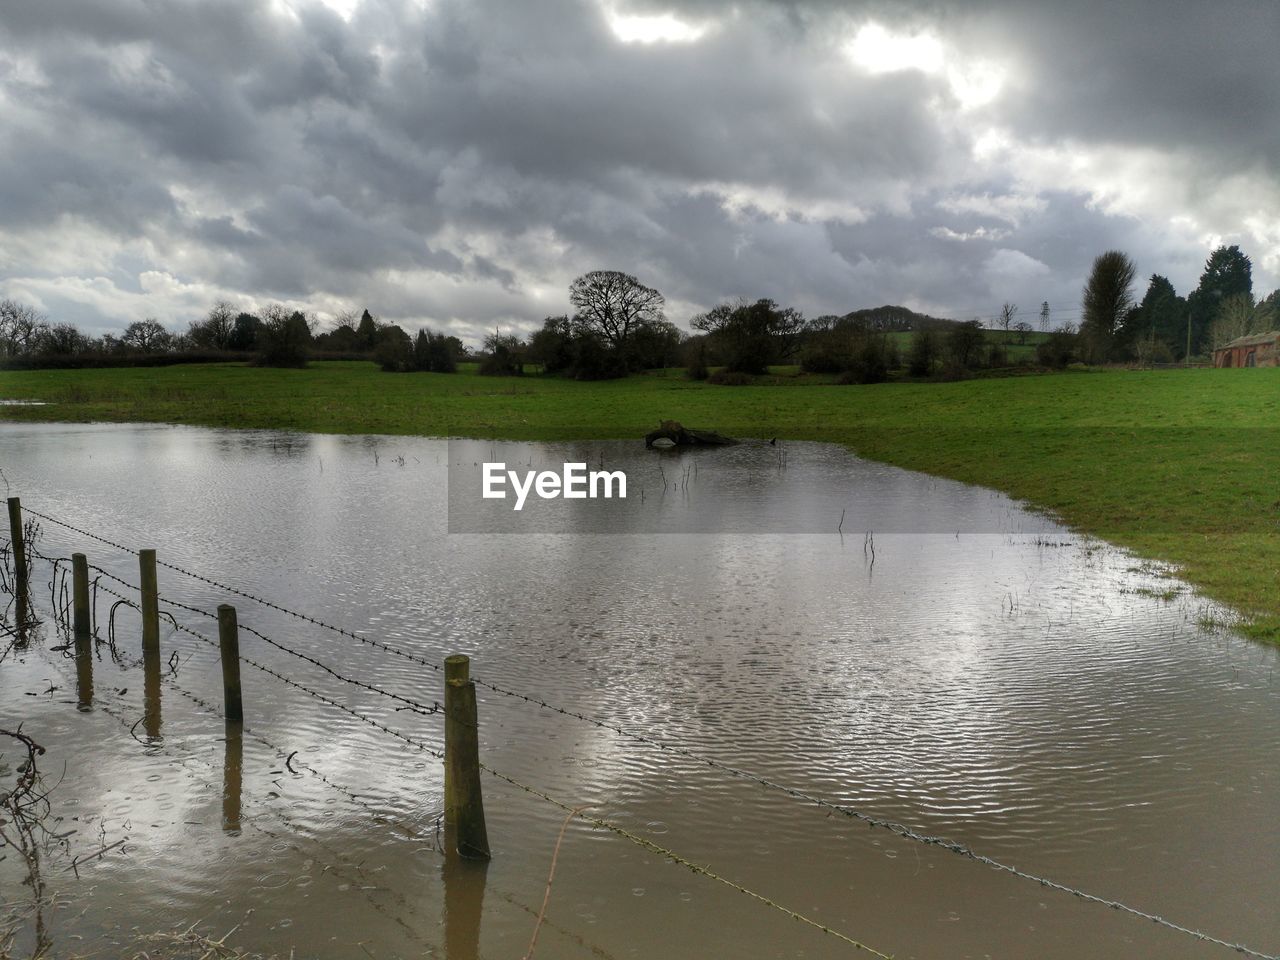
68;837;126;875
523;805;589;960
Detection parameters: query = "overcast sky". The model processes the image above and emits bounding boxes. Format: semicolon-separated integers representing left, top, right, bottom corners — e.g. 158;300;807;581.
1;0;1277;342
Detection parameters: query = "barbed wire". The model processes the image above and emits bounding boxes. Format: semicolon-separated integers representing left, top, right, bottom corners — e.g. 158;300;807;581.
158;665;624;960
79;563;447;720
23;585;620;960
89;580;447;761
31;645;448;955
461;677;1280;958
476;761;895;959
16;571;896;958
20;574;443;849
15;511;1280;959
22;507;444;673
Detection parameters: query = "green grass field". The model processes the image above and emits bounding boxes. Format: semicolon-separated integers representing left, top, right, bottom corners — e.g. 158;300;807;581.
3;360;1277;641
884;328;1050;363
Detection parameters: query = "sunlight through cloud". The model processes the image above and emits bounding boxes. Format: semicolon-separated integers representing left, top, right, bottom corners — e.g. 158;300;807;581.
846;22;1006;109
846;23;944;75
606;5;708;44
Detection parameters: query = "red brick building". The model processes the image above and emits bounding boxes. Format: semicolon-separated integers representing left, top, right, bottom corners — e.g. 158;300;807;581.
1214;331;1280;368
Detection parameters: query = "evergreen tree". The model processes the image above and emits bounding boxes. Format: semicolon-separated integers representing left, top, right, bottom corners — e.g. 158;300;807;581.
1120;275;1187;357
1080;250;1136;363
1187;245;1252;357
413;329;431;371
427;331;457;372
356;309;379;350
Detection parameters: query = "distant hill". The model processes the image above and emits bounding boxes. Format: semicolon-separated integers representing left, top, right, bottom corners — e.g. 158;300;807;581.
835;305;959;332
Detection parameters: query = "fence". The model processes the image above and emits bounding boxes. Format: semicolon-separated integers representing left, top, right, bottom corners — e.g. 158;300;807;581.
4;495;1278;960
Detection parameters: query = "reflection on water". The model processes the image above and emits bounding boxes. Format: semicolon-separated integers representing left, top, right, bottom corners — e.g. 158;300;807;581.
74;636;93;710
0;422;1278;960
223;721;243;835
443;854;488;960
142;643;162;740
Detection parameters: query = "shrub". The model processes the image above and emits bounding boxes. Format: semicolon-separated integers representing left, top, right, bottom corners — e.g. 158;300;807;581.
684;337;710;380
692;299;803;374
907;328;939;376
843;338;892;384
1036;329;1080;368
571;334;628;380
945;320;986;369
528;316;576;374
798;333;849;373
255;308;313;368
374;327;414;372
479;345;522;376
707;369;753;386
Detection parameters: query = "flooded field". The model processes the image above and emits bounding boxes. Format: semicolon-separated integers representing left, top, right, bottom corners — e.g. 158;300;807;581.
1;422;1278;959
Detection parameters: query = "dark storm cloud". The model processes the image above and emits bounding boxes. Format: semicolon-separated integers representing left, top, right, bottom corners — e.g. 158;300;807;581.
0;0;1276;338
986;1;1280;171
637;0;1280;168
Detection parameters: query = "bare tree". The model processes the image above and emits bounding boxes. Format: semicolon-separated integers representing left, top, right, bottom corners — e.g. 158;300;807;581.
0;299;48;357
999;302;1018;336
332;308;360;332
1012;320;1033;344
38;322;91;355
188;300;236;349
121;318;172;352
257;305;314;367
568;270;664;351
692;298;804;373
1208;293;1266;350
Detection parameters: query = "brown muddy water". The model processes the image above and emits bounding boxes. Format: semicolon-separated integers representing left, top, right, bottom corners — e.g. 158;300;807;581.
1;422;1277;960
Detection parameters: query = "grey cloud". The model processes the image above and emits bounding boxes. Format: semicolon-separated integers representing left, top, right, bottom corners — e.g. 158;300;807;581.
0;0;1276;339
986;1;1280;172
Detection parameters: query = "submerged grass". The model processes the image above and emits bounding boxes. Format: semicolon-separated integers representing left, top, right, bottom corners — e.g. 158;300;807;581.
2;361;1278;641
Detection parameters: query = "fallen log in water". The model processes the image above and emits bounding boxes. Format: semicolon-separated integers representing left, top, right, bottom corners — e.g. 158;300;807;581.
644;420;738;448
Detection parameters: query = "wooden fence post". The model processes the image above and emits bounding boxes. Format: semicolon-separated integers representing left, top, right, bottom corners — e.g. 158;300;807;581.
71;553;92;644
139;549;162;737
71;553;94;708
444;654;490;860
6;497;26;595
139;549;160;662
217;604;244;722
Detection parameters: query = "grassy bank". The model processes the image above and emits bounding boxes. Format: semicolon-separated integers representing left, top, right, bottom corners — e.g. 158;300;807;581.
2;361;1277;641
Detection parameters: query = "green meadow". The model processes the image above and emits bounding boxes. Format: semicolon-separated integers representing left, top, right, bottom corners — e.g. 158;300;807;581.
2;361;1277;641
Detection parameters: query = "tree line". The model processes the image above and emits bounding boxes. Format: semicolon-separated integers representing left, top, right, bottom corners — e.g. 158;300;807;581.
1077;244;1278;364
0;299;467;371
4;245;1275;375
487;270;1058;382
0;272;1096;380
